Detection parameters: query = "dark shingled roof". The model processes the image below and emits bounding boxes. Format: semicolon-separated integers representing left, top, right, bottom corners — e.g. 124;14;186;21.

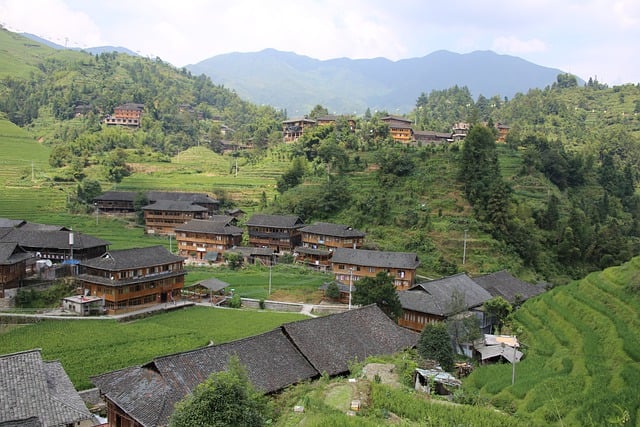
91;305;417;426
80;245;183;271
0;242;33;265
0;349;93;426
330;247;420;269
282;304;419;376
230;246;275;257
0;218;26;228
0;229;109;250
299;222;365;238
294;246;331;256
141;200;208;212
399;273;492;316
174;219;242;235
472;270;545;304
185;277;230;292
147;191;218;205
92;329;318;427
93;191;137;202
245;214;304;228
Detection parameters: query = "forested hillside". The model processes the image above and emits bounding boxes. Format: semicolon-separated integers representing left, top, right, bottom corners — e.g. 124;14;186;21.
1;27;639;284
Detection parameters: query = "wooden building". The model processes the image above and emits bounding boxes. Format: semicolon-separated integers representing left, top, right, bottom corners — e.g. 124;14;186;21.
330;247;420;290
77;246;185;314
380;115;414;143
496;122;510;142
245;214;304;252
0;228;109;262
175;219;243;263
93;191;219;215
142;200;208;235
398;273;492;333
0;242;34;295
413;130;452;144
295;222;365;270
282;117;316;142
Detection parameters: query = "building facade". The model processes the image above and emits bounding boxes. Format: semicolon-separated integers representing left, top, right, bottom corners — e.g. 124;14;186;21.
175;219;243;262
246;214;304;252
142;200;208;235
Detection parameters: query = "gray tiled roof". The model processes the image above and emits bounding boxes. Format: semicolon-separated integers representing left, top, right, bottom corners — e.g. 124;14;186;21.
93;191;137;202
79;245;183;271
0;242;33;265
185;277;230;292
147;191;218;205
92;329;318;427
330;248;420;269
472;270;545;303
300;222;365;238
0;229;109;250
399;273;492;316
0;349;93;427
282;304;419;376
245;214;304;228
141;200;208;212
91;305;417;426
174;219;242;235
0;218;26;228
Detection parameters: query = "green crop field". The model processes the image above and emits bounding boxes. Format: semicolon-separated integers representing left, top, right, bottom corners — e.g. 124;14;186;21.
463;255;640;426
0;306;308;390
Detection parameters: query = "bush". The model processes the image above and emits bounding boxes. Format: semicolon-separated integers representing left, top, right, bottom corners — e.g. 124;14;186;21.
227;294;242;308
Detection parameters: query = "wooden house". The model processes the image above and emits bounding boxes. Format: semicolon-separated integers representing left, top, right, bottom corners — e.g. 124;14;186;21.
77;245;185;314
0;228;109;262
472;270;545;305
452;122;471;141
295;222;365;270
330;247;419;290
315;114;356;131
93;191;219;215
175;219;243;263
91;305;418;427
104;102;144;127
496;122;510;142
413;130;452;144
398;273;492;333
380;115;414;143
142;200;208;235
282;117;316;142
0;349;94;427
226;246;275;266
0;242;34;295
245;214;304;252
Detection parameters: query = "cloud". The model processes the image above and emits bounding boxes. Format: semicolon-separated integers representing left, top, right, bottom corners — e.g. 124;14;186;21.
492;36;547;55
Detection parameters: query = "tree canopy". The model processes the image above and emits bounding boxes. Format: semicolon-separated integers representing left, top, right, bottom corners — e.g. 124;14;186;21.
352;272;402;321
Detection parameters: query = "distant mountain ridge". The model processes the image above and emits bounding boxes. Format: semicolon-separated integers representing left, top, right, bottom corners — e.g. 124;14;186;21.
187;48;577;115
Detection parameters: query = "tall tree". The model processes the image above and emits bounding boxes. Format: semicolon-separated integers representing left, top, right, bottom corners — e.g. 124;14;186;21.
352;272;402;321
417;322;454;371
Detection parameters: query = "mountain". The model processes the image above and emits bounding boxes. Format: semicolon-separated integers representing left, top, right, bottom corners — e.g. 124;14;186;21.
186;48;577;115
20;32;139;57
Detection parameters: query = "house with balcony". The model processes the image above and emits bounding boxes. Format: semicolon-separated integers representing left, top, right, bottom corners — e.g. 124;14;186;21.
142;200;208;235
282;117;316;142
0;228;109;262
245;214;304;252
295;222;365;270
330;247;419;291
77;245;185;314
413;130;452;144
175;219;243;263
93;191;219;215
380;115;414;143
0;242;34;295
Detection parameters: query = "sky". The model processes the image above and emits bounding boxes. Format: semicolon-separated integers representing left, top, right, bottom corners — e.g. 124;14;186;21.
0;0;638;85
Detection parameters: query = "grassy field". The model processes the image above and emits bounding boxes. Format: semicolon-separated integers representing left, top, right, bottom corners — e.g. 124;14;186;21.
0;306;308;390
463;255;640;426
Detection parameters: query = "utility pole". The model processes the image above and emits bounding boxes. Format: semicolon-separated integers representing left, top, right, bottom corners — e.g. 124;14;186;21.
268;255;273;295
348;268;353;310
463;229;468;264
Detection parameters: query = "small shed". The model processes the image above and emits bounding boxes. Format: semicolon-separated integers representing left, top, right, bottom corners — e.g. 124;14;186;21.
183;278;230;303
62;295;105;316
475;334;522;364
414;367;461;395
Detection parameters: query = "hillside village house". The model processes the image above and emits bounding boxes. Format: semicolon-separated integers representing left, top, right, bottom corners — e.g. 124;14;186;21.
398;273;493;334
0;349;95;427
0;228;109;262
175;218;243;263
315;114;357;131
77;245;185;314
0;242;34;295
380;115;414;143
92;305;418;427
496;122;511;142
93;190;219;215
227;246;276;266
472;270;545;305
413;130;452;144
295;222;365;270
330;247;420;290
142;200;208;235
103;102;144;127
452;122;471;141
246;214;304;252
282;117;316;142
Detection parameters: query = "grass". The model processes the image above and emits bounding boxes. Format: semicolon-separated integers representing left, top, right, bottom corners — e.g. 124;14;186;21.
0;306;308;390
463;255;640;426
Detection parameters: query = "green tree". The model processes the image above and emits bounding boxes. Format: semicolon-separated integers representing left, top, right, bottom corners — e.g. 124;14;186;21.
133;192;149;225
417;322;454;371
483;296;513;334
76;179;102;205
308;104;329;119
325;282;341;300
169;355;271;427
446;290;481;353
276;156;306;193
352;272;402;321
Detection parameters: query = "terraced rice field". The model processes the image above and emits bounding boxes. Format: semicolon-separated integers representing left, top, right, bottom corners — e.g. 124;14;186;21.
464;256;640;426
